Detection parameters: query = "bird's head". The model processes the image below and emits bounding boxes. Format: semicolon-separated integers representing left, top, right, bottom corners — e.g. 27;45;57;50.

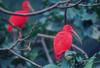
63;25;73;32
63;25;82;45
22;0;30;11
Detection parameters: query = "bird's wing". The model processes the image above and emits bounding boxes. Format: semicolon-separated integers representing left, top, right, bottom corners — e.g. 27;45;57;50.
53;31;72;59
9;10;28;27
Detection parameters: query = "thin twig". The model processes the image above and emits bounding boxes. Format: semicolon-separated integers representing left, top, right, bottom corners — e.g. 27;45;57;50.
13;42;31;51
22;24;35;40
9;49;42;68
64;9;67;25
41;38;53;64
64;0;67;25
59;0;82;8
60;2;100;8
9;40;20;49
64;0;71;25
79;2;100;7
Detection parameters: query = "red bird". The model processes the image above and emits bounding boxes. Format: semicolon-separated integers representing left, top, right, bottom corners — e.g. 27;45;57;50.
53;25;82;61
7;0;30;32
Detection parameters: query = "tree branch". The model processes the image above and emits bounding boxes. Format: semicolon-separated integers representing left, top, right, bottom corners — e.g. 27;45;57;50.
0;0;99;16
0;1;67;16
60;2;100;8
38;33;54;39
0;48;9;51
9;23;35;49
41;38;53;64
9;49;42;68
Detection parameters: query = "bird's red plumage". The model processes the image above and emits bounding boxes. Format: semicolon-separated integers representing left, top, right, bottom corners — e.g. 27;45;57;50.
22;0;30;11
53;25;73;61
9;11;28;27
7;0;30;32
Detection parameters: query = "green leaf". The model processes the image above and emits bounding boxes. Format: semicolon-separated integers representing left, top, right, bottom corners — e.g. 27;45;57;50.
64;51;77;61
75;56;84;63
26;49;38;60
97;51;100;55
84;56;96;68
91;6;100;18
60;58;71;68
43;64;58;68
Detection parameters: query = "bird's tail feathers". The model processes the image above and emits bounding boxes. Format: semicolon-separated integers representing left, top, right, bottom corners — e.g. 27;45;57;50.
7;24;13;32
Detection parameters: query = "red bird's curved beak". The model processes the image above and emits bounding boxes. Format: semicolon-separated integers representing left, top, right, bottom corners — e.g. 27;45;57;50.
27;2;34;11
72;30;82;45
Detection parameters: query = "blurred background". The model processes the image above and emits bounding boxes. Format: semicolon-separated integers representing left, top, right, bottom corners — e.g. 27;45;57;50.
0;0;100;68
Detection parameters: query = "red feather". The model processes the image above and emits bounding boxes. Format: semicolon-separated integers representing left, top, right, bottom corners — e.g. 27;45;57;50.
7;0;30;32
53;25;73;61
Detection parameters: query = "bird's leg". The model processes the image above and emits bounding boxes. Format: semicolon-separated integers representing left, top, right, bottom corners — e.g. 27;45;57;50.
18;31;23;41
12;31;18;42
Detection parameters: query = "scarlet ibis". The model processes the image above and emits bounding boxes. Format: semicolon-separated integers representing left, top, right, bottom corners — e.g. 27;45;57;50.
7;0;31;32
53;25;82;61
